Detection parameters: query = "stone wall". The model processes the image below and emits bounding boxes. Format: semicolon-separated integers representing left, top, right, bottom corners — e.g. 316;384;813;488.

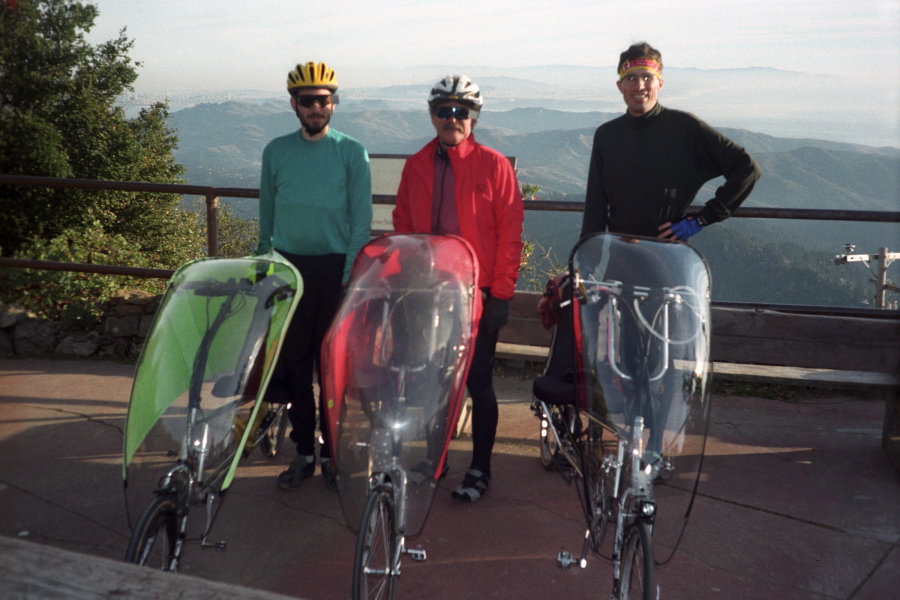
0;290;161;361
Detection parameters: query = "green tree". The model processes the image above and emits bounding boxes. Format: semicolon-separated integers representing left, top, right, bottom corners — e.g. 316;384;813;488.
0;0;187;264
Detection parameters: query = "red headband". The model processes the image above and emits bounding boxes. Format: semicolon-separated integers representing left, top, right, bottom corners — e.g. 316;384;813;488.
618;58;662;79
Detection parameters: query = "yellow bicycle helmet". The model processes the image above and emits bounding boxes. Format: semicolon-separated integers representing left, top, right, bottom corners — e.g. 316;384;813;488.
287;62;339;93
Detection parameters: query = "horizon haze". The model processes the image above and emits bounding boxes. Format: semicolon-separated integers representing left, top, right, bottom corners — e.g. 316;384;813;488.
123;65;898;149
87;0;900;149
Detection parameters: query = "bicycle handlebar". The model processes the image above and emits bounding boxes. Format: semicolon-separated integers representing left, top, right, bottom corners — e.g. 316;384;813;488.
178;276;295;305
178;277;256;296
583;279;706;383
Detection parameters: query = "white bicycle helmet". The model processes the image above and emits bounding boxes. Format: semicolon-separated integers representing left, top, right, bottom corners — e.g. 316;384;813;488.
428;75;483;119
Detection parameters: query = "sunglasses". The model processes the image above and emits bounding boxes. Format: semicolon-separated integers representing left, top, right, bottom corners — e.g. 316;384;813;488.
434;105;470;120
294;94;338;108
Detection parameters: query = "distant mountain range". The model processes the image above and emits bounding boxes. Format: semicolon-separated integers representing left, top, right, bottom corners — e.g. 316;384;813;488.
166;100;900;308
171;100;899;199
131;65;899;147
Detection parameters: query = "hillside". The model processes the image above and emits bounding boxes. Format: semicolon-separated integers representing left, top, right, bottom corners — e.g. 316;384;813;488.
171;102;899;200
168;102;899;307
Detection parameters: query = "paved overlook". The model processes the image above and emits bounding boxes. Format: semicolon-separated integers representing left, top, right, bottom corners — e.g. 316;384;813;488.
0;358;897;599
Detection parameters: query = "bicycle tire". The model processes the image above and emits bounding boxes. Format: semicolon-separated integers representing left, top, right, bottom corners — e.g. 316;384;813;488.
260;407;289;458
576;421;611;552
124;495;180;571
617;520;657;600
352;486;397;600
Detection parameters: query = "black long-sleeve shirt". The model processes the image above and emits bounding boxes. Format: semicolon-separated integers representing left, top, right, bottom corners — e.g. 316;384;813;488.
580;103;761;238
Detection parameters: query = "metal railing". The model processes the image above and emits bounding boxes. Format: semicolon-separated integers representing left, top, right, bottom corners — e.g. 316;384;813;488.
0;174;261;259
2;173;899;286
519;198;900;223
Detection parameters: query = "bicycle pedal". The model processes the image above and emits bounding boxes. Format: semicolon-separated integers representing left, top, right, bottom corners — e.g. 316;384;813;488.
557;550;578;569
202;539;227;551
654;461;675;482
406;546;427;561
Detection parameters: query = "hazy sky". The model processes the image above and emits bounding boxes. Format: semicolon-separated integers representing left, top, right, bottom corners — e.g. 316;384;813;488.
87;0;899;93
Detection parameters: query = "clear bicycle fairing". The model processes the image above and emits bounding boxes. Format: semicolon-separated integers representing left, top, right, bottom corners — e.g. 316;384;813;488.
122;252;301;532
322;234;481;537
571;233;712;562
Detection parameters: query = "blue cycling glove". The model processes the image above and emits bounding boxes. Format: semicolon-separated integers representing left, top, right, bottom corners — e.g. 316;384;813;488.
670;217;704;241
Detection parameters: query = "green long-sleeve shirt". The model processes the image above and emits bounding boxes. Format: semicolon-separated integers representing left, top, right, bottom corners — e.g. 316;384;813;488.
581;104;761;238
256;128;372;282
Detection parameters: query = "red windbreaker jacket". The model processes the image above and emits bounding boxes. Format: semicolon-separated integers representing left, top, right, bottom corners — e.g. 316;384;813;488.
393;135;524;300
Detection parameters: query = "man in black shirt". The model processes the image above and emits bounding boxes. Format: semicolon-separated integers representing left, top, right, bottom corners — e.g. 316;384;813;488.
581;42;761;241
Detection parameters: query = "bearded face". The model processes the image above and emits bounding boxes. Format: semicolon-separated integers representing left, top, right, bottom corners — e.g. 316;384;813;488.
290;90;335;138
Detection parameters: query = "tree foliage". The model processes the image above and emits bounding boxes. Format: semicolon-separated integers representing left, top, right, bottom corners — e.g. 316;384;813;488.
0;0;187;263
0;221;161;320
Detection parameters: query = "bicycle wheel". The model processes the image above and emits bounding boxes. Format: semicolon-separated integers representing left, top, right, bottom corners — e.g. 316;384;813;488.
352;486;397;600
539;404;562;469
260;406;289;458
617;520;657;600
576;421;611;552
124;495;180;571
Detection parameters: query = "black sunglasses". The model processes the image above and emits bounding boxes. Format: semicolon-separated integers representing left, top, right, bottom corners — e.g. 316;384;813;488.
434;105;470;120
294;94;338;108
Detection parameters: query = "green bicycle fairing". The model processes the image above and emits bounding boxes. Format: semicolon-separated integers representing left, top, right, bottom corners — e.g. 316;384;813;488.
122;253;301;498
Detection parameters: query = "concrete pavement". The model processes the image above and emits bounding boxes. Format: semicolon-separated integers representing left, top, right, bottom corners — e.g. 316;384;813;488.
0;357;897;599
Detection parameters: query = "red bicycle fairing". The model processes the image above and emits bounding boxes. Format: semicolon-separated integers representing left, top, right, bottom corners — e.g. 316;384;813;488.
321;233;481;535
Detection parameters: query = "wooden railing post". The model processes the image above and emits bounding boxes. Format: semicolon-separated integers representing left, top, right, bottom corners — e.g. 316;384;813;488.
206;194;219;257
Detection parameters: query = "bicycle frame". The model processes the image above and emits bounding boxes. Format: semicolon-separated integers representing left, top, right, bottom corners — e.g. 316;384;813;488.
608;417;656;594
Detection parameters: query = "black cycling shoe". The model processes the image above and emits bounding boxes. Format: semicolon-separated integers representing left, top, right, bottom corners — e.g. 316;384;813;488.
277;455;315;490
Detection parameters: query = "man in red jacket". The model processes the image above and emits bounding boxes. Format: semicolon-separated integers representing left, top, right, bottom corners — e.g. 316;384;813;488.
393;75;524;502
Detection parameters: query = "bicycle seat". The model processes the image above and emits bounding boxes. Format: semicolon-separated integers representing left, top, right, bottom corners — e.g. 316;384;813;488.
533;375;577;406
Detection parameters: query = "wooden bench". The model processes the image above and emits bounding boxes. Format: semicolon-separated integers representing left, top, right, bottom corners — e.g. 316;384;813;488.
709;305;899;388
710;305;900;473
498;291;900;473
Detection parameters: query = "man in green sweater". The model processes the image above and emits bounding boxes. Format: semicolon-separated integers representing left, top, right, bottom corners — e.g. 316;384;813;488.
581;42;761;241
256;61;372;490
